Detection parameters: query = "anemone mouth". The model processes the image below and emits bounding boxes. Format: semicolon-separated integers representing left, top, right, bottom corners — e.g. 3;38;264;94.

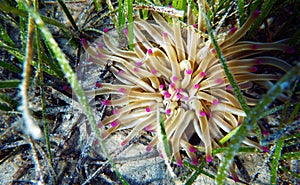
81;6;292;173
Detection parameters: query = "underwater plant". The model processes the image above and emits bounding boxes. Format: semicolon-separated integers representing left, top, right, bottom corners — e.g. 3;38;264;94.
81;6;292;180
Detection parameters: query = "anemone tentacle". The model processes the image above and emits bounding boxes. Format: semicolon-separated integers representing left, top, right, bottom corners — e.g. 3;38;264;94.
82;7;292;178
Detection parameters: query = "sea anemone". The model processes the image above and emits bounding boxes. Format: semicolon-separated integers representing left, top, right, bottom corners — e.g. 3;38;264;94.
81;6;292;177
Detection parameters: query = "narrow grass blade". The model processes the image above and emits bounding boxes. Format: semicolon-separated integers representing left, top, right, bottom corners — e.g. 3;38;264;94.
0;22;16;47
173;0;187;12
0;80;21;88
0;93;19;109
118;0;126;35
0;104;12;111
57;0;79;31
247;0;277;37
93;0;102;11
35;21;53;165
160;115;171;157
282;151;300;160
104;0;117;29
184;161;206;185
127;0;134;50
288;80;300;122
289;26;300;45
218;126;239;144
212;146;256;155
270;140;284;184
237;0;245;25
0;60;22;73
17;1;27;50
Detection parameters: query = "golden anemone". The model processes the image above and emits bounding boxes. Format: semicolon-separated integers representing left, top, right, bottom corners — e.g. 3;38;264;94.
81;7;291;179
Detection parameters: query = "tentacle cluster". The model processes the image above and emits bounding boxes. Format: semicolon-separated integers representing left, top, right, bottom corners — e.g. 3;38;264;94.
82;8;292;173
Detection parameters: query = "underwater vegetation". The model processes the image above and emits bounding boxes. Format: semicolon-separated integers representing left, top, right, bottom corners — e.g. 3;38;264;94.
82;6;293;180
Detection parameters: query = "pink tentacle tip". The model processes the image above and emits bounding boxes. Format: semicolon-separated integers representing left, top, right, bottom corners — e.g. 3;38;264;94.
206;155;212;163
189;146;197;153
193;24;198;28
94;139;99;145
251;44;259;50
213;99;219;105
166;109;171;115
229;26;237;34
172;76;178;82
95;82;102;88
233;175;240;182
285;46;295;54
133;67;139;72
145;107;151;112
112;109;118;114
110;121;118;127
163;91;171;98
165;93;171;99
103;27;109;33
121;140;127;146
252;10;261;18
260;146;269;152
159;84;164;89
226;85;232;91
262;129;269;136
98;43;104;48
159;152;164;159
117;70;123;75
147;48;153;55
119;87;126;93
62;85;69;91
162;32;168;37
176;159;183;167
80;38;87;45
256;58;263;65
200;111;206;117
87;57;94;62
192;159;199;166
186;69;192;75
250;66;258;72
170;82;175;89
123;28;128;36
146;145;152;152
211;48;216;54
97;53;103;58
199;71;206;77
101;132;107;139
102;100;110;106
176;93;182;99
136;61;142;66
216;78;223;84
145;126;153;132
151;69;157;74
